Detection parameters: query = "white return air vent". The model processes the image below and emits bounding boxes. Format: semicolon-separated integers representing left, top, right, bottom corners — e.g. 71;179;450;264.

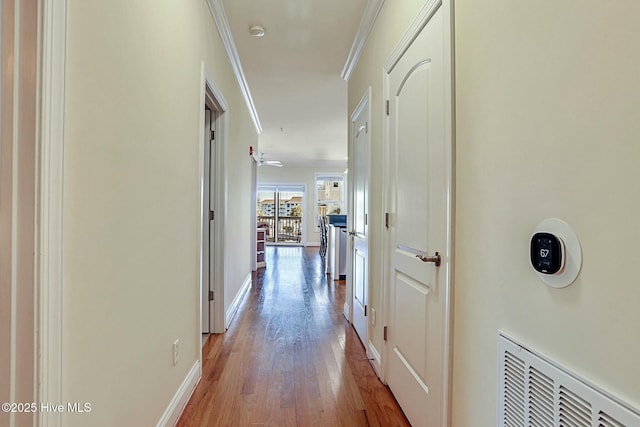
499;333;640;427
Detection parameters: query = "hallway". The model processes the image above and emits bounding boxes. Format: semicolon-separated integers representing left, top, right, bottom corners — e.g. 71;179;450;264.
177;247;409;426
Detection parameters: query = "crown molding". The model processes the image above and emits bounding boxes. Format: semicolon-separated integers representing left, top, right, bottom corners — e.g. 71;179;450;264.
207;0;262;134
340;0;385;81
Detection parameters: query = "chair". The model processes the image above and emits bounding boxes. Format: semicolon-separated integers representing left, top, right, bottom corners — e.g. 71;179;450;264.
319;216;328;257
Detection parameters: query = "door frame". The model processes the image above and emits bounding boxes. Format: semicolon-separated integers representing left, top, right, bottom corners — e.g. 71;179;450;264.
38;0;68;425
199;63;229;338
381;0;455;425
250;155;258;271
347;86;372;353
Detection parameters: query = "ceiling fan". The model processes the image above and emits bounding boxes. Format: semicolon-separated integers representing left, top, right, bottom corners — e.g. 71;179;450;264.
256;152;283;167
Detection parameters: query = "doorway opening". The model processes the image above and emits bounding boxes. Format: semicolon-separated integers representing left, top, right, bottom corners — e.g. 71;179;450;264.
200;75;228;340
257;184;305;245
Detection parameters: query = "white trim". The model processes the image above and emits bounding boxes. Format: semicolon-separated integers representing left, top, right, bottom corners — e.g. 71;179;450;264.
441;2;455;425
343;302;350;321
206;0;262;134
155;360;201;427
351;87;372;123
250;157;258;271
380;50;391;386
204;73;228;112
214;106;229;334
382;1;454;425
225;274;252;329
198;65;206;340
341;0;386;81
38;0;67;426
368;341;382;378
383;0;442;73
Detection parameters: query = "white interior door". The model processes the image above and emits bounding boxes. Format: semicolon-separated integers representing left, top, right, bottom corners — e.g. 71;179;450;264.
385;5;449;427
351;90;370;348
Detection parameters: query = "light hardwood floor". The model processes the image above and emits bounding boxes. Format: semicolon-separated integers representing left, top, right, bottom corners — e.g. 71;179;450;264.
177;246;410;426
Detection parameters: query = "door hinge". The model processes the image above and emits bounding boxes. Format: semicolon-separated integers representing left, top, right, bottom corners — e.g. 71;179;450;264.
210;130;215;141
385;212;389;229
364;305;367;316
385;100;390;116
209;210;214;221
365;213;368;226
383;326;388;341
209;290;214;301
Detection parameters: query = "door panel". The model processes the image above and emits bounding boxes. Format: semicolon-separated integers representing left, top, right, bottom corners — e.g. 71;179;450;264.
386;6;446;427
353;247;367;332
396;63;431;252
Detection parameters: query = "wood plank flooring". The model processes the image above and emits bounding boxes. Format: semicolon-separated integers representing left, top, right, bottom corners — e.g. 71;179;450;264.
177;246;410;426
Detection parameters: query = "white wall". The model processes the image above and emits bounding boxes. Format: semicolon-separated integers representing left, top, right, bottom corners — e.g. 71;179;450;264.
258;166;346;245
454;0;640;424
61;1;257;426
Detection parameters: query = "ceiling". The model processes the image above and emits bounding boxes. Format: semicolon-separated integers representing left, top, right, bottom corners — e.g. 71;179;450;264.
221;0;368;168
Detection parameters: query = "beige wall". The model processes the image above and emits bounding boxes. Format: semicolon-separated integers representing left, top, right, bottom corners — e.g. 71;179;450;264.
61;1;257;425
454;0;640;424
258;166;346;245
351;0;640;425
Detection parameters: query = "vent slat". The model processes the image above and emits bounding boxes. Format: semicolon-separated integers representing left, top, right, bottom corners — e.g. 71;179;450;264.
560;387;593;427
505;381;525;398
528;409;554;427
559;403;592;427
505;370;525;386
529;365;555;426
598;411;625;427
504;419;520;427
504;392;524;407
529;402;554;426
529;399;554;423
560;387;593;412
530;367;553;385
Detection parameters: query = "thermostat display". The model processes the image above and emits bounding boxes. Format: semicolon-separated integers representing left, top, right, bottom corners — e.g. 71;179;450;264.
530;218;581;288
530;232;564;275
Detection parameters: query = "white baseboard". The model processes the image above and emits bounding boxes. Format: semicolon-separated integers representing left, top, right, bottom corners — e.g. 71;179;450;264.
226;273;251;329
306;241;320;247
368;341;382;378
156;360;201;427
343;302;350;321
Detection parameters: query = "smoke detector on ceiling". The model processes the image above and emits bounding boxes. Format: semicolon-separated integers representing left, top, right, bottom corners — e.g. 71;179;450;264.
249;25;265;37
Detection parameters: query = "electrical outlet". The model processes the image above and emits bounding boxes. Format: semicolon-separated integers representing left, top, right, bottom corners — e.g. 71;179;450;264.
173;339;179;366
371;308;376;326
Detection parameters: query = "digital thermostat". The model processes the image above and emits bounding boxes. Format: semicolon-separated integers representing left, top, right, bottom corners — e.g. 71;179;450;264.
530;218;582;288
530;232;565;275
